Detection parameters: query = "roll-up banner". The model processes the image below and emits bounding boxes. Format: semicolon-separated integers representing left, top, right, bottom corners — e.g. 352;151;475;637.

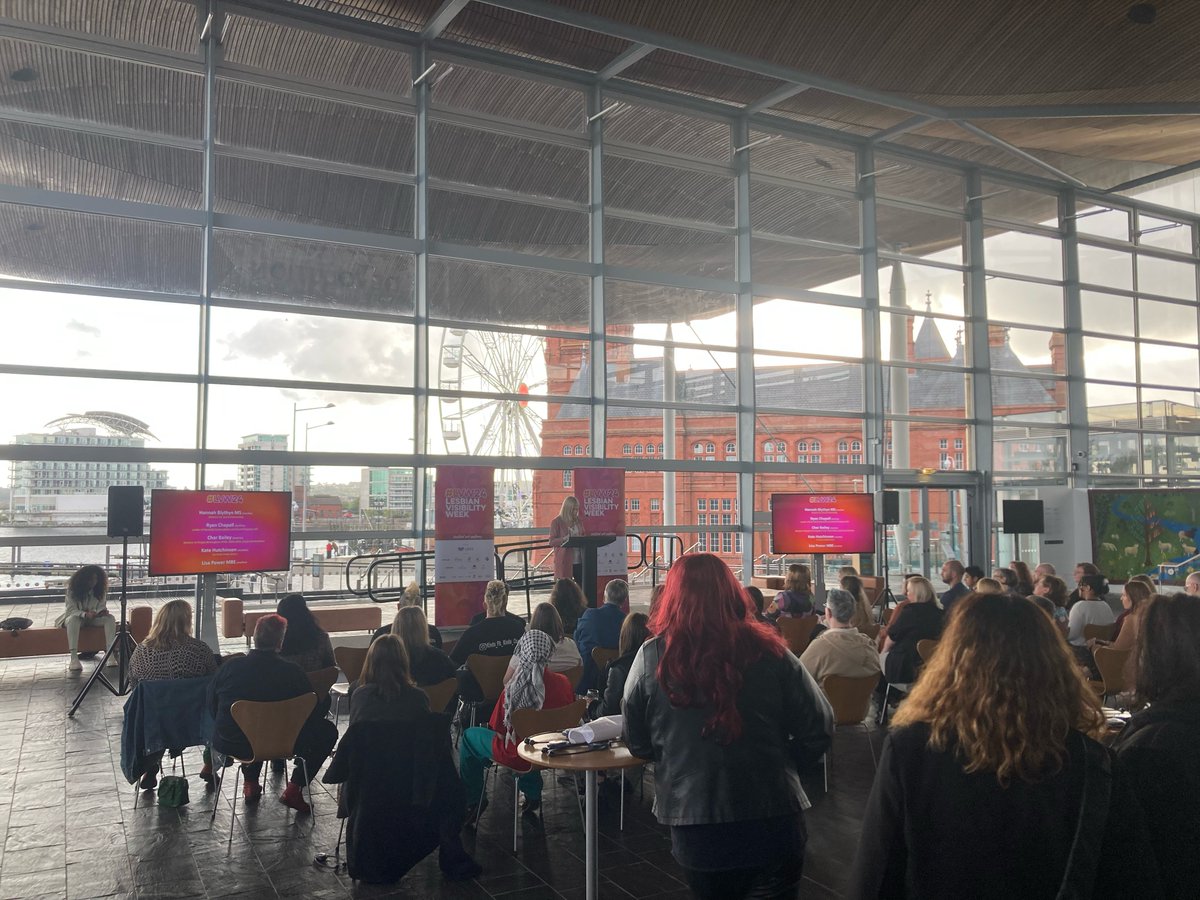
434;466;495;626
574;468;627;609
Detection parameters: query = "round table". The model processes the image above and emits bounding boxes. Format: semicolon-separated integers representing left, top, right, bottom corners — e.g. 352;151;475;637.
518;733;648;900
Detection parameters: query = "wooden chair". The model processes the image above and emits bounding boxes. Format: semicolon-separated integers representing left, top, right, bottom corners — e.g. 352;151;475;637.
1091;646;1133;705
421;677;459;714
820;674;880;791
331;645;369;722
213;693;318;845
778;614;820;657
560;665;584;691
916;639;939;663
306;666;339;699
590;647;619;675
478;698;588;852
465;653;513;728
1083;623;1117;643
858;623;881;641
880;607;894;626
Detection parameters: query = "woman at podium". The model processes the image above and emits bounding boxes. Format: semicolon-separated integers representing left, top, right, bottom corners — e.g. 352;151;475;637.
549;496;584;585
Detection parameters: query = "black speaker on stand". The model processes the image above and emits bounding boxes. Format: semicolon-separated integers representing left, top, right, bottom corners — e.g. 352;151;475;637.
874;491;901;613
1002;499;1045;565
69;486;143;717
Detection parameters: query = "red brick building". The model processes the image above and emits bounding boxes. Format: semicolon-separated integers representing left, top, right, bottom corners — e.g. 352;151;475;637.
533;315;1066;565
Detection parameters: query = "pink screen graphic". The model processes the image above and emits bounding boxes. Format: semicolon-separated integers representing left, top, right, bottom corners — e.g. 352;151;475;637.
771;493;875;555
149;490;292;576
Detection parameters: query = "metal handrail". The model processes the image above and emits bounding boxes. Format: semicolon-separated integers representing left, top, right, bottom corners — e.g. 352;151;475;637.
344;549;435;606
646;534;684;586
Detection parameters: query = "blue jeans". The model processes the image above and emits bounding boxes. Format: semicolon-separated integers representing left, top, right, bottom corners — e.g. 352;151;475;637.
458;726;543;805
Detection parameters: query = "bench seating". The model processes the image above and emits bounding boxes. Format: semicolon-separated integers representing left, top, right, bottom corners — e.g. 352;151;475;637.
221;598;382;645
0;606;152;659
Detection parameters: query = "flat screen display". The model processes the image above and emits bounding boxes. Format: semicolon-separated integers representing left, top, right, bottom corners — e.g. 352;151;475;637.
771;493;875;555
149;490;292;576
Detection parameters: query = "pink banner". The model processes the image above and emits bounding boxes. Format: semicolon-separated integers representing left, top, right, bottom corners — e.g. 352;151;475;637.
435;467;495;626
574;468;626;607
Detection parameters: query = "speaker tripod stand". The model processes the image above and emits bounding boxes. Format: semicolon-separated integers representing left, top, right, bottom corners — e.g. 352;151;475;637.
69;535;138;717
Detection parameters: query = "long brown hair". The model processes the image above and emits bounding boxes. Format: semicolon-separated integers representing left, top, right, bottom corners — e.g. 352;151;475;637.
392;606;431;661
784;563;811;595
893;593;1105;785
530;601;565;644
360;635;413;700
67;564;107;602
1131;592;1200;705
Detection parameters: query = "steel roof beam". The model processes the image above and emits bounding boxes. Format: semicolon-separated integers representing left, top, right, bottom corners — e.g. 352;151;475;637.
597;42;655;80
742;83;809;115
953;121;1089;190
1105;157;1200;194
422;0;471;40
870;115;933;144
944;103;1200;119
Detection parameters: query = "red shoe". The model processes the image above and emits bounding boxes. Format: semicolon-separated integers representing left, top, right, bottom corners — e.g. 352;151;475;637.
280;782;311;815
243;779;263;804
199;764;214;788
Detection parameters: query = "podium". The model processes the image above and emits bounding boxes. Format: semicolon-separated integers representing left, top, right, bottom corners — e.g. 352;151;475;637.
563;534;617;608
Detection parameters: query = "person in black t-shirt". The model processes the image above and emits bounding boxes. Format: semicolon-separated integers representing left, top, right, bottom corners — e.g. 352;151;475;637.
450;580;526;708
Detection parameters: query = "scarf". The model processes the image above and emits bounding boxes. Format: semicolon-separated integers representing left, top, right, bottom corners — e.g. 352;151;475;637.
502;629;555;744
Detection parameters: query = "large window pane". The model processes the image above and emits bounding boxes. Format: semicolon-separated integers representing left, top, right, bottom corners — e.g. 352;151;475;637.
607;217;732;279
431;121;587;203
1138;297;1197;344
754;300;862;357
428;257;588;328
1083;337;1136;381
1138;254;1196;300
987;277;1064;328
752;239;858;294
752;181;858;245
993;425;1067;473
985;228;1062;280
1140;344;1199;389
606;280;734;334
609;156;733;225
432;60;584;131
1081;291;1134;336
1078;243;1132;289
754;354;863;413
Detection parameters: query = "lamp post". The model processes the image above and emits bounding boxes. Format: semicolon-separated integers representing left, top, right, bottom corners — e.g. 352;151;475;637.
300;420;334;570
292;402;335;492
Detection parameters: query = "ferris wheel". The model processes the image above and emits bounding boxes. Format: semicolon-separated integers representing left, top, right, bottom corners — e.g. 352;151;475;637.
438;328;546;527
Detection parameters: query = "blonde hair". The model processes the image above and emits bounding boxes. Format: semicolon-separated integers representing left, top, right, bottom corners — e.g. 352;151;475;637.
484;579;509;616
894;593;1105;785
559;495;580;526
393;605;431;659
145;599;193;649
906;575;937;606
400;581;422;607
975;577;1003;595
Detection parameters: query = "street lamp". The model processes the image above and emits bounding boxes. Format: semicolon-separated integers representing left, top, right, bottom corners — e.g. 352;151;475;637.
291;402;335;492
300;420;334;566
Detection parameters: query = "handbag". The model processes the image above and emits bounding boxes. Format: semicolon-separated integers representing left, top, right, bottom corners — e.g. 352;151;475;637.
157;774;190;808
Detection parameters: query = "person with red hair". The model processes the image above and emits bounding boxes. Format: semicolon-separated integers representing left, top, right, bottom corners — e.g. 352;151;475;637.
623;553;833;898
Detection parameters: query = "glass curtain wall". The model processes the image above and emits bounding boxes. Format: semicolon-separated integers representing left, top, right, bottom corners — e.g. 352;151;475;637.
1;3;1199;596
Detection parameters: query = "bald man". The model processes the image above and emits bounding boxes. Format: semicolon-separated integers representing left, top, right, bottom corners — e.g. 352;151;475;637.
1186;572;1200;597
1034;563;1056;579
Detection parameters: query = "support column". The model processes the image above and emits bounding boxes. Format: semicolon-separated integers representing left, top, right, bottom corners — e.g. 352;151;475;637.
1060;190;1089;491
733;118;756;578
965;170;995;567
412;44;432;581
587;85;607;461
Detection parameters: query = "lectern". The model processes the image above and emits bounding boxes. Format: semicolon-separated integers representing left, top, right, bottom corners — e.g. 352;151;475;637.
563;534;617;608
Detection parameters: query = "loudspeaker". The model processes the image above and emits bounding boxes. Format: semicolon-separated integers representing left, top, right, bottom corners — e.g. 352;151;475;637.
1002;499;1044;535
107;485;145;538
874;491;900;525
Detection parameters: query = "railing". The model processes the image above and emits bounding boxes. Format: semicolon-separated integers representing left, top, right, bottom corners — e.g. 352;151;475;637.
344;548;434;606
645;534;684;587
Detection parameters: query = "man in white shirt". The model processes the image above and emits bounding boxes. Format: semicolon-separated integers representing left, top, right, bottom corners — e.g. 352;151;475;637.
800;588;882;684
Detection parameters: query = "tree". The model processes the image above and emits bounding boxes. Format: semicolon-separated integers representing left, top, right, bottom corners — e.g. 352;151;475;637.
1138;497;1163;568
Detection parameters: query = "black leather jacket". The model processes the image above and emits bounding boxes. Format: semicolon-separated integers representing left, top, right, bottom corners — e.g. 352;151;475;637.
622;635;833;826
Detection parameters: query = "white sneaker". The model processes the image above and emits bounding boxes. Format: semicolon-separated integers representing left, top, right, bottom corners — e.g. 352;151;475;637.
105;653;119;668
68;658;82;672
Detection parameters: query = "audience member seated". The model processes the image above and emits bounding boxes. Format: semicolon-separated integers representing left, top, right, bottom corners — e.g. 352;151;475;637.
459;630;574;819
549;577;586;637
596;613;651;718
393;607;458;690
840;575;875;631
573;579;628;693
58;564;116;672
974;577;1004;595
1066;574;1115;659
127;599;218;789
326;635;480;884
937;560;969;612
527;602;581;674
768;563;815;619
744;585;776;628
371;581;442;649
277;593;336;673
1032;574;1069;635
991;568;1023;598
450;580;526;713
879;576;943;688
850;592;1156;899
1186;571;1200;597
1067;561;1101;609
800;589;882;684
623;553;832;898
962;565;985;591
1091;580;1151;652
1033;562;1056;580
1009;560;1035;597
1115;592;1200;900
350;635;430;724
207;614;338;813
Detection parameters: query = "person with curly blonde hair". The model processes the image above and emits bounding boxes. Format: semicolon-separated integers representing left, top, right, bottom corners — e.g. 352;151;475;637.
850;593;1156;898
